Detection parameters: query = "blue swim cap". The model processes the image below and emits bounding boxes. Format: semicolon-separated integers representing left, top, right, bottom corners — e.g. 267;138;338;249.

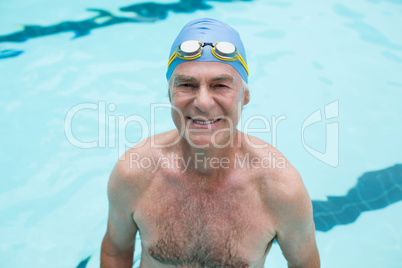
166;18;248;83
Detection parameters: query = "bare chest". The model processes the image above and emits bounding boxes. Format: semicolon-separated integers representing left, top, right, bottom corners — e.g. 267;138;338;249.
135;177;272;267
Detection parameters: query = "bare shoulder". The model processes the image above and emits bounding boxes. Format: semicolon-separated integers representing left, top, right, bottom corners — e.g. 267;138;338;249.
115;130;179;173
240;132;295;178
108;130;179;204
241;133;312;222
242;135;320;266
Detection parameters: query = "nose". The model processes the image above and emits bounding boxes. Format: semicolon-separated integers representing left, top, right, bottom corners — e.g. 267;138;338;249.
194;86;214;113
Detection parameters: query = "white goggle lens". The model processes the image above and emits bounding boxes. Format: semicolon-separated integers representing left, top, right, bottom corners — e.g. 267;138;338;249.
215;42;236;56
179;40;201;56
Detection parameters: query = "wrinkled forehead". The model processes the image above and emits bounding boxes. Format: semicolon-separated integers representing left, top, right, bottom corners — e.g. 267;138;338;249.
170;61;243;85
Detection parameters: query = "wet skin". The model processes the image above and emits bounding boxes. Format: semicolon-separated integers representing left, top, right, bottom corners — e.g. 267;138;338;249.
101;62;320;268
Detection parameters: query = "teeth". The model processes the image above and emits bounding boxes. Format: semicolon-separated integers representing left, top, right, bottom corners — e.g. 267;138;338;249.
192;119;219;124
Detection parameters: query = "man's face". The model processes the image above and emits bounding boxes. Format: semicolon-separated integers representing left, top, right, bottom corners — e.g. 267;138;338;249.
169;61;249;148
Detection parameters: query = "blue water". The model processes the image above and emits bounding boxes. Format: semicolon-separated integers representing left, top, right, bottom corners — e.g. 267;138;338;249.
1;0;402;267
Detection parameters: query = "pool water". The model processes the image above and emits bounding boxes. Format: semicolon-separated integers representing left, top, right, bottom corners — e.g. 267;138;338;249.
0;0;402;267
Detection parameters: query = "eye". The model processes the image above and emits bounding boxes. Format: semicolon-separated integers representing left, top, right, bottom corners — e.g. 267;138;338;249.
179;83;194;88
214;84;229;89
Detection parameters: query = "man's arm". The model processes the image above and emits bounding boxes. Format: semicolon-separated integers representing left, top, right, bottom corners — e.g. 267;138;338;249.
274;171;320;268
101;163;138;268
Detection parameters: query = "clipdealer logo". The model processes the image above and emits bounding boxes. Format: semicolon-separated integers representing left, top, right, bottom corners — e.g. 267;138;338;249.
301;100;339;167
64;100;339;167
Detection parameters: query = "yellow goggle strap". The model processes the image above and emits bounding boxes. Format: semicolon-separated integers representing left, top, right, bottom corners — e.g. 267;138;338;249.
167;52;202;69
167;45;249;77
211;47;249;76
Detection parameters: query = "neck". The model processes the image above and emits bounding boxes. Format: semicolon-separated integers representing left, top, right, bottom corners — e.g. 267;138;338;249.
179;130;242;175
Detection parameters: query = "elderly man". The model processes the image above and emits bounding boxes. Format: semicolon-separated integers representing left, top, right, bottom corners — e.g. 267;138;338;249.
101;18;320;267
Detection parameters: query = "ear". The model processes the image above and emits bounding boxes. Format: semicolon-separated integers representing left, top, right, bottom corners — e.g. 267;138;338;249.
243;88;250;105
168;78;173;102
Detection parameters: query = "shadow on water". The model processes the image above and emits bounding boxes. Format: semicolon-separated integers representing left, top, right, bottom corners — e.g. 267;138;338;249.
76;164;402;267
76;256;91;268
0;0;252;59
313;164;402;231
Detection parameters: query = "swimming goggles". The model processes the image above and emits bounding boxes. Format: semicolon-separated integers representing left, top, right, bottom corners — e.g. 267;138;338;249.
167;40;249;76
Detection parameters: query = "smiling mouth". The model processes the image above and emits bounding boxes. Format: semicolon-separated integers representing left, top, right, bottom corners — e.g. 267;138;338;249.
189;117;221;125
